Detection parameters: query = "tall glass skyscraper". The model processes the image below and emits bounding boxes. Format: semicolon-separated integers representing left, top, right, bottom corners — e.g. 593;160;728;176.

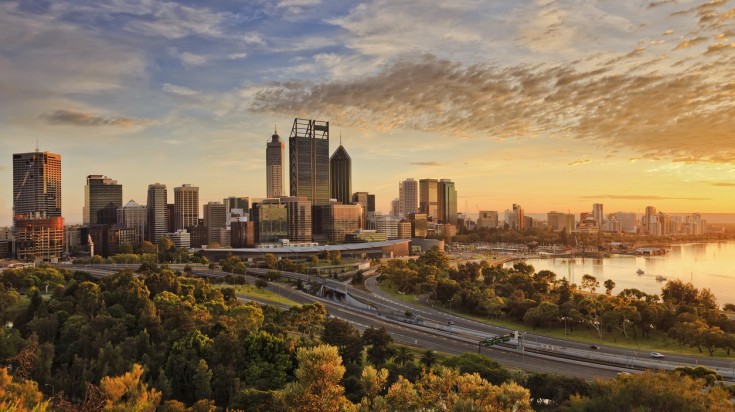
330;145;351;205
289;118;330;206
146;183;167;243
84;175;122;226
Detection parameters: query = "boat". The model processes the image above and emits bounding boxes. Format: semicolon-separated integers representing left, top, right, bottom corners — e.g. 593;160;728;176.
636;269;644;275
655;275;667;282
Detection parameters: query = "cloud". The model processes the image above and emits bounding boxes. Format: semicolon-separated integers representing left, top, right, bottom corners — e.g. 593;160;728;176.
568;159;591;166
39;109;155;128
162;83;200;96
179;51;208;67
252;43;735;163
409;161;442;166
578;194;712;200
711;182;735;187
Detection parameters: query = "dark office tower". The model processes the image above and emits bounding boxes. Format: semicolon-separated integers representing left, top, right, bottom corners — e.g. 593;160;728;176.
281;196;312;242
146;183;167;243
13;149;62;221
419;178;439;220
330;145;351;205
174;184;199;230
438;179;457;224
289;118;330;206
266;127;284;198
166;203;175;233
203;202;227;246
252;199;288;244
408;213;428;238
352;191;375;229
13;148;64;261
84;175;122;226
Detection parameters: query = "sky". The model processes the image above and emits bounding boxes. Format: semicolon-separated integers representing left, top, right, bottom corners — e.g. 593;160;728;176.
2;0;735;225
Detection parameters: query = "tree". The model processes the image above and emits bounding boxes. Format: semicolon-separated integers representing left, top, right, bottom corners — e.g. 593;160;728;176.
140;241;157;255
279;345;354;412
442;353;511;386
0;367;50;411
603;279;615;295
99;363;161;412
419;350;438;370
566;370;731;412
394;346;414;367
362;327;396;367
581;274;599;294
263;254;278;269
322;318;364;365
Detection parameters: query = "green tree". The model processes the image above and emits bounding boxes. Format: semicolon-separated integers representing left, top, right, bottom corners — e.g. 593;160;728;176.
99;363;161;412
279;345;355;412
603;279;615;295
566;370;731;412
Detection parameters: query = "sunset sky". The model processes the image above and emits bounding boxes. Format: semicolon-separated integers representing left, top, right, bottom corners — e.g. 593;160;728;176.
2;0;735;225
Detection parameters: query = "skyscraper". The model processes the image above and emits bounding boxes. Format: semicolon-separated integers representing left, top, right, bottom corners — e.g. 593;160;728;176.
252;199;288;244
419;178;438;220
84;175;122;226
203;201;227;247
146;183;167;243
13;148;64;261
438;179;457;224
330;144;352;205
13;150;62;221
266;127;284;198
399;178;418;217
117;200;147;244
173;184;199;230
592;203;604;228
289;118;330;206
281;196;312;242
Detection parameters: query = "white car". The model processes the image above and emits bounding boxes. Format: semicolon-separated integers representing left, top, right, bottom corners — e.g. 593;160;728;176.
650;352;665;359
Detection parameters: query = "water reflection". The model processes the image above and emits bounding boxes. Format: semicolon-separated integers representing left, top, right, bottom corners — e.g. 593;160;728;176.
512;242;735;306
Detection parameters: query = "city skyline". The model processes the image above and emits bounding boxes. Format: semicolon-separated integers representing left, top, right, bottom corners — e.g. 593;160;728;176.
2;1;735;225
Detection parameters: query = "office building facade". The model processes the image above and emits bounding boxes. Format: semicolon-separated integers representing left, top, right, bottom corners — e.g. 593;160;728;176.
174;184;199;230
84;175;122;226
438;179;457;224
203;202;227;246
266;128;285;198
146;183;167;243
399;178;418;217
117;200;147;244
252;199;288;244
13;149;64;261
419;178;438;220
281;196;312;242
289;118;330;206
330;145;352;205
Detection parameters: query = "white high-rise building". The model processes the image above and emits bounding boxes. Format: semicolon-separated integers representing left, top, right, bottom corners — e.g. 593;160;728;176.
146;183;167;243
174;184;199;230
375;214;399;239
592;203;604;228
399;178;418;217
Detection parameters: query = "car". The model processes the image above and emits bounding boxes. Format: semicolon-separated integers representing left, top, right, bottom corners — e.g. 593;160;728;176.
650;352;665;358
590;345;600;350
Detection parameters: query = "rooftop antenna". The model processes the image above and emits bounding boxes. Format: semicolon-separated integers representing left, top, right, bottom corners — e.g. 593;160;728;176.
35;137;39;152
339;131;342;146
274;124;277;134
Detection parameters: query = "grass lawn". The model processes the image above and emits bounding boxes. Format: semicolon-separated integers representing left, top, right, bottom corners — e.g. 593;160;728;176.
213;284;301;307
377;283;733;359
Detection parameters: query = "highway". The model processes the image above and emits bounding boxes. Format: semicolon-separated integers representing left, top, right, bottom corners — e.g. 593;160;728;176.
50;263;735;381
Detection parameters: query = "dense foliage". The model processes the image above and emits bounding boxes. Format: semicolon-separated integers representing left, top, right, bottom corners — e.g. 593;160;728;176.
2;263;733;411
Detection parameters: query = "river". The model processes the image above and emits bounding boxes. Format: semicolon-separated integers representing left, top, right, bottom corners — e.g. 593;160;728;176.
509;241;735;306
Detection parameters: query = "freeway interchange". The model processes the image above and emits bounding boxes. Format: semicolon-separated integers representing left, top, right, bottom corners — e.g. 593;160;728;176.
54;263;735;381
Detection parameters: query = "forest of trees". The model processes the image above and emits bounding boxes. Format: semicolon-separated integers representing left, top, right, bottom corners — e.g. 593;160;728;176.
1;263;734;411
